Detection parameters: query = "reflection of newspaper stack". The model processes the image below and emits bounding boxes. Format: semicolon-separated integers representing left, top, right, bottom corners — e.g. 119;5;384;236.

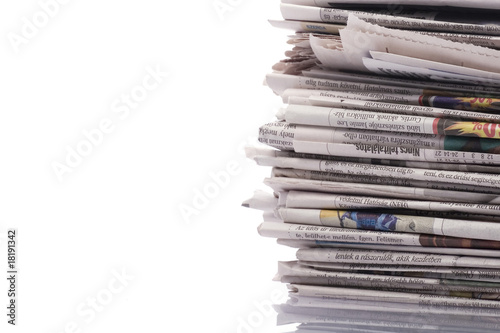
246;1;500;332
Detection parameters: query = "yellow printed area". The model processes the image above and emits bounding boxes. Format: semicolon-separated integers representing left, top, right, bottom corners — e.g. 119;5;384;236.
461;97;500;110
445;122;500;139
319;210;344;223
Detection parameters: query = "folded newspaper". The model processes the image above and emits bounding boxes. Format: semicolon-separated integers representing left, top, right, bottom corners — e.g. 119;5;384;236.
245;1;500;332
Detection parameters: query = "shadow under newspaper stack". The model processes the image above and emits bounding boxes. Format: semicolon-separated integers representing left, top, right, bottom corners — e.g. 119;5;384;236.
244;1;500;332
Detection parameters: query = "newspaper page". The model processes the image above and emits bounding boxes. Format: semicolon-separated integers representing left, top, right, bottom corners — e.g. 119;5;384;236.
296;248;500;269
271;168;500;195
288;294;500;318
281;276;500;298
258;124;500;166
258;222;500;249
371;51;500;84
252;148;500;190
280;4;500;35
310;32;500;86
296;260;500;283
415;31;500;50
337;15;500;74
302;67;500;95
259;121;500;154
279;189;500;216
272;19;500;49
277;207;500;241
310;15;500;80
246;145;500;174
283;93;500;122
258;121;486;152
259;122;446;151
266;178;500;204
277;262;500;294
288;284;500;309
280;104;500;140
265;73;464;96
362;57;500;86
292;140;500;165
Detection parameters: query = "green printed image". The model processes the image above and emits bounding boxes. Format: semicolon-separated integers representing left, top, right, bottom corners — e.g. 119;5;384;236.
444;136;500;154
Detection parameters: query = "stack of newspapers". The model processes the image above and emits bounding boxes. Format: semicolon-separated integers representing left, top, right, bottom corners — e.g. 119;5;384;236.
245;1;500;332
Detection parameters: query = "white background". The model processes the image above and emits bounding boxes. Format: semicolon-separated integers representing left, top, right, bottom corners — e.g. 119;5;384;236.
0;1;297;332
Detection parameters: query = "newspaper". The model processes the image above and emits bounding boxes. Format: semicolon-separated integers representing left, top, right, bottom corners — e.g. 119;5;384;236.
260;121;500;155
404;31;500;50
259;121;447;152
288;295;500;318
265;73;464;96
278;189;500;216
283;92;500;122
277;262;500;294
363;57;500;86
243;192;500;223
282;276;500;299
259;121;453;151
295;260;500;283
246;145;500;174
252;146;500;190
288;284;500;308
266;178;500;204
310;31;500;86
305;14;500;81
280;4;500;35
306;34;367;73
272;18;500;49
272;168;500;195
343;15;500;72
301;67;500;95
381;209;500;222
258;222;500;249
277;207;500;241
279;103;500;140
371;51;500;85
296;247;500;269
291;140;500;165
